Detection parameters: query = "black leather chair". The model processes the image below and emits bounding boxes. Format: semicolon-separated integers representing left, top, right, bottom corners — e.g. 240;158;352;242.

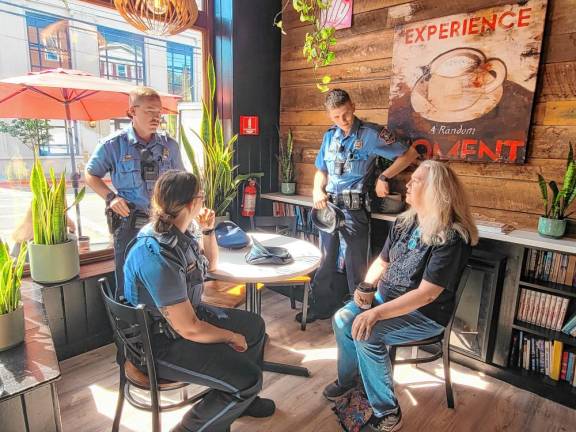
99;278;208;432
388;264;472;409
252;216;313;330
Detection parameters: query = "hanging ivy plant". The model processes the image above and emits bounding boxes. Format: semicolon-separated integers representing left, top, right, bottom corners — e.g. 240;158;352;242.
274;0;337;92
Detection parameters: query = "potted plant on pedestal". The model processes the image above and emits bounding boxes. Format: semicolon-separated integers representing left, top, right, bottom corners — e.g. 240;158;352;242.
28;156;85;283
182;55;262;220
537;144;576;239
278;128;296;195
0;240;27;351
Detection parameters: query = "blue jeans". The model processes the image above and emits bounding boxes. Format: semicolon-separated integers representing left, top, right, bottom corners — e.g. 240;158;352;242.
332;293;444;417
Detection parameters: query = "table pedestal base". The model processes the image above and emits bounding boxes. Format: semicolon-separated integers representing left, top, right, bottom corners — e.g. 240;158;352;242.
246;283;311;378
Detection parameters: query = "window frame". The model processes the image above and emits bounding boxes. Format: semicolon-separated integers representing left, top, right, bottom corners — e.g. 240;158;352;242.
25;12;72;72
69;0;213;264
97;26;146;85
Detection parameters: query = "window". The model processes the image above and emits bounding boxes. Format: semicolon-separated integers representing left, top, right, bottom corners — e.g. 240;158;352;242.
98;26;145;84
26;12;71;72
1;3;210;257
45;50;59;61
167;42;200;101
38;121;79;157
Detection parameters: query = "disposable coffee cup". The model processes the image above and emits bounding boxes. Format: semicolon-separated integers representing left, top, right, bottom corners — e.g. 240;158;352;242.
356;282;376;310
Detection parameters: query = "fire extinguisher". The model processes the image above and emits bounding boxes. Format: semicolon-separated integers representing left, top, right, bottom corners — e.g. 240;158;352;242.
241;178;258;217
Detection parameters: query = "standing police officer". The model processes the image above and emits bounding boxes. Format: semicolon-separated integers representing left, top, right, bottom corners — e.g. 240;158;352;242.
85;87;184;298
299;89;419;323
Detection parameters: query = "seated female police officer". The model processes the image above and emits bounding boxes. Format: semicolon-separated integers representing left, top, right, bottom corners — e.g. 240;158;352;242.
123;170;275;432
325;161;478;432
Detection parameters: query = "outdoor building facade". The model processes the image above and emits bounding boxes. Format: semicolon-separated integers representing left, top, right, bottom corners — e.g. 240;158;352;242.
0;0;203;247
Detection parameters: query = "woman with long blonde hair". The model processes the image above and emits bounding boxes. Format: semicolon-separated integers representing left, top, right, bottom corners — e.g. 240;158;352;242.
325;161;477;431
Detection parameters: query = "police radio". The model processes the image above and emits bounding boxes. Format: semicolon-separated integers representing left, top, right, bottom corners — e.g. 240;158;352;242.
139;147;159;183
334;144;346;176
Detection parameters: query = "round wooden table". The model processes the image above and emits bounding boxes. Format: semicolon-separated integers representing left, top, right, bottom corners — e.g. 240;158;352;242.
208;232;321;377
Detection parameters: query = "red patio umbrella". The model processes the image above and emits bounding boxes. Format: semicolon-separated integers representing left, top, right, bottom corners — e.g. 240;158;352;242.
0;68;180;120
0;68;181;235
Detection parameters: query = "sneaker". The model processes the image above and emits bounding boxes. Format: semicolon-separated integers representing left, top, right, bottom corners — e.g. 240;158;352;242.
368;408;403;432
294;310;333;324
322;380;355;401
241;397;276;418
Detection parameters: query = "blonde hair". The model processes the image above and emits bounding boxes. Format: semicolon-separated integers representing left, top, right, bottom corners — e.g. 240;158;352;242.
128;86;161;107
396;160;479;246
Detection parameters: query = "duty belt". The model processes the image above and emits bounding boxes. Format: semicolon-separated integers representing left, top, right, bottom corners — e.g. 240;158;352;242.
328;191;369;211
128;210;149;230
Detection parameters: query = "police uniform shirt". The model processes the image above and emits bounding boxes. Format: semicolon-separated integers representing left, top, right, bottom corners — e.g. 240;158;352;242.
124;224;208;312
86;124;185;212
314;117;410;194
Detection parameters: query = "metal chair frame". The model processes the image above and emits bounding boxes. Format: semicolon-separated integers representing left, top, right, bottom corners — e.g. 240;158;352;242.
388;265;472;409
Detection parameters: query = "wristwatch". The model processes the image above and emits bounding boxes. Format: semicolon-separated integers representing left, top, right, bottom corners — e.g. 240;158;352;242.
202;228;215;236
105;191;116;206
378;174;390;182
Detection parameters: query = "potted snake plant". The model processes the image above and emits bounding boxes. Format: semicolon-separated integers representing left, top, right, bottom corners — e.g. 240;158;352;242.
28;156;85;283
278;128;296;195
182;54;262;220
537;144;576;238
0;240;27;351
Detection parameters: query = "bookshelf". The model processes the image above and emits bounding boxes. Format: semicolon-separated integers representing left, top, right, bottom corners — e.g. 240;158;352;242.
506;247;576;403
512;321;576;347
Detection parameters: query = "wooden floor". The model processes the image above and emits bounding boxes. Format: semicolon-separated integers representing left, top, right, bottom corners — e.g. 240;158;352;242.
57;290;576;432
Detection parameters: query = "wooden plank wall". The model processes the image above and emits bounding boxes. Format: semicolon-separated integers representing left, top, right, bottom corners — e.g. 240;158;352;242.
279;0;576;230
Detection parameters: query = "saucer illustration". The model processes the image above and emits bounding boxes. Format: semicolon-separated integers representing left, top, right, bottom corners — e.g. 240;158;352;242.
410;48;506;123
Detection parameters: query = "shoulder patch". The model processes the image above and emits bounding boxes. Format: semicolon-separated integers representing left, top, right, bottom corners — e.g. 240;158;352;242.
378;127;396;145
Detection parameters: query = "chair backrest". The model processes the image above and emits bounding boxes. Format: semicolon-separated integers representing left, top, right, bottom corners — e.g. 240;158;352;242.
98;277;159;387
253;215;297;237
444;263;472;338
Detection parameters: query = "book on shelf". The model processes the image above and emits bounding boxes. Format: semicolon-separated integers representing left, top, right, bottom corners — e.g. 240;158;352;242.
510;332;575;385
516;288;570;330
562;312;576;336
523;248;576;287
475;219;515;234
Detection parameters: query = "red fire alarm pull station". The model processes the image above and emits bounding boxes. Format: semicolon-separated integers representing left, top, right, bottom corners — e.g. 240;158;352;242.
240;115;259;136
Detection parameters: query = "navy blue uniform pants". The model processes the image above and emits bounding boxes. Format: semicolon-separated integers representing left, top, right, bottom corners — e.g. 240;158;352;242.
311;208;370;316
153;308;266;432
113;220;140;299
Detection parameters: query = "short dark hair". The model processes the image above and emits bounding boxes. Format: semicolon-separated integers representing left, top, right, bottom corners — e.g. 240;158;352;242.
324;89;352;110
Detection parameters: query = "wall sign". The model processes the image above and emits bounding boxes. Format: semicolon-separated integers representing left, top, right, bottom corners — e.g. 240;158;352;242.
320;0;353;30
240;115;259;136
388;0;547;163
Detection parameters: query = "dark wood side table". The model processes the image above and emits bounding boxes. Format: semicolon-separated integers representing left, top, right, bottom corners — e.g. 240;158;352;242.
0;282;62;432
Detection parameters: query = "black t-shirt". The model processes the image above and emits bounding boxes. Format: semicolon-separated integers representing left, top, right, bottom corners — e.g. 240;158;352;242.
378;220;472;326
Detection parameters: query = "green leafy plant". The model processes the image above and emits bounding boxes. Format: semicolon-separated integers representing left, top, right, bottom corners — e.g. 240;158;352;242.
30;155;85;245
278;128;295;183
0;119;51;152
538;143;576;220
182;55;262;216
274;0;336;92
0;240;27;315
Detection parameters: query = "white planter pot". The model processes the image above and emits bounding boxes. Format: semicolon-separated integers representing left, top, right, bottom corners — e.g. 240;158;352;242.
28;236;80;284
0;305;25;352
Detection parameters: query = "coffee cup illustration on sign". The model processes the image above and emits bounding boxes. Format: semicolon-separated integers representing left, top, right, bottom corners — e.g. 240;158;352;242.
411;48;507;123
